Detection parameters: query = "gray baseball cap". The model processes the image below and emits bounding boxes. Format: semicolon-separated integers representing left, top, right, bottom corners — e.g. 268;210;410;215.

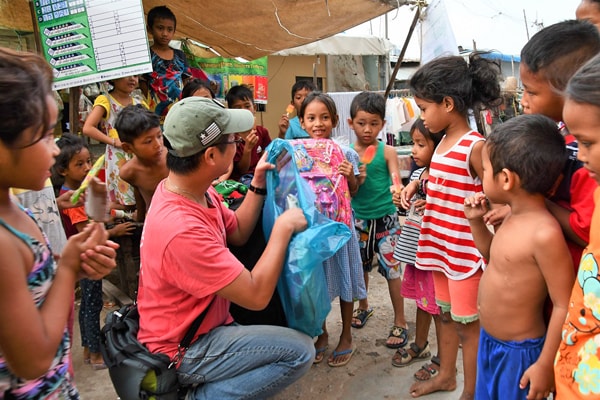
163;97;254;157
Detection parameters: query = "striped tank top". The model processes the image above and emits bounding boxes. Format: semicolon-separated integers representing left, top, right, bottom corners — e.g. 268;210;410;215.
415;130;484;280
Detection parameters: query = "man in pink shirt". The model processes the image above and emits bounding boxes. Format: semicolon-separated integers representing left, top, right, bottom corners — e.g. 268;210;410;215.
137;97;314;399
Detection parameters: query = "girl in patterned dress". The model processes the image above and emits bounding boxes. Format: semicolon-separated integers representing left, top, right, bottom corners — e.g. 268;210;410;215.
299;92;367;367
82;76;146;210
0;47;117;399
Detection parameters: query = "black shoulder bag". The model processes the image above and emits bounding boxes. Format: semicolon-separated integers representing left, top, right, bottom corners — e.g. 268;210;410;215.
100;298;214;400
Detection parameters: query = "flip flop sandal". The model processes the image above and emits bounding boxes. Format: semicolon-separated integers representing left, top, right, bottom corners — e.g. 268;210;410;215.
392;341;431;367
327;347;355;368
385;325;408;349
313;346;328;364
351;308;374;329
414;355;441;381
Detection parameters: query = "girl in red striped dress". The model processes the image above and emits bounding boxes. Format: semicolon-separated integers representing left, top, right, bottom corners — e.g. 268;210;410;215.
401;53;502;399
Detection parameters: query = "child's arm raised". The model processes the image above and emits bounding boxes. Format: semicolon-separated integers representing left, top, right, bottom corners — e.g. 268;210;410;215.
469;140;510;228
278;114;290;138
384;144;403;193
519;222;574;399
0;222;107;379
234;129;258;176
338;159;358;196
464;192;493;260
82;98;119;147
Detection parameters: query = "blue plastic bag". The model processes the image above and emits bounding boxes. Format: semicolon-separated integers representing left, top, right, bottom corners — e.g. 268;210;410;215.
263;139;351;337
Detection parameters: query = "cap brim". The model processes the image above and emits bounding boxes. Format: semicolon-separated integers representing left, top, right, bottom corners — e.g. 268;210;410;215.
222;109;255;134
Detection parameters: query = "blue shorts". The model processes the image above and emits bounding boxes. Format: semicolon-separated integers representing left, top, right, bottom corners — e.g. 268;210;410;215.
476;328;545;400
355;213;401;280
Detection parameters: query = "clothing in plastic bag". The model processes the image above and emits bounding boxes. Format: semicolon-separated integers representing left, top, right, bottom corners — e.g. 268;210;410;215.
263;139;351;337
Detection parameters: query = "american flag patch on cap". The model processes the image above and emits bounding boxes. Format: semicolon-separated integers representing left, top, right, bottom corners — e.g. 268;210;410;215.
200;122;221;145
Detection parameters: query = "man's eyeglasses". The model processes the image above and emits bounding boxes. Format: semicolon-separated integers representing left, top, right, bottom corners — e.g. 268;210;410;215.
218;137;244;145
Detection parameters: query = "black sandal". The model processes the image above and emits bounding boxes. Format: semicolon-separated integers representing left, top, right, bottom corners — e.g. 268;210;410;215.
385;325;408;349
351;308;374;329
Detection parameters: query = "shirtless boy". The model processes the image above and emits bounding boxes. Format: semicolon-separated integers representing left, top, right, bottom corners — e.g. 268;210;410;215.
115;105;168;221
464;114;575;400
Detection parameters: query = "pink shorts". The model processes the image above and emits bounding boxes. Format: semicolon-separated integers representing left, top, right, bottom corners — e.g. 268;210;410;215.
432;269;482;323
401;264;440;315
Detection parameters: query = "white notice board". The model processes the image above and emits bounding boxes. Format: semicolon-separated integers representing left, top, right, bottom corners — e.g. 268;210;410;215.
33;0;153;90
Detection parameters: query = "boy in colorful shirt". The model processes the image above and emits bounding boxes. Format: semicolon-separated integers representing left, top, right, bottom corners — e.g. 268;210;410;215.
519;20;600;270
554;52;600;400
141;6;193;124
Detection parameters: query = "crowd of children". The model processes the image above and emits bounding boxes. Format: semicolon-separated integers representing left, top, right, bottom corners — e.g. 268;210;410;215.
3;1;600;398
392;120;443;375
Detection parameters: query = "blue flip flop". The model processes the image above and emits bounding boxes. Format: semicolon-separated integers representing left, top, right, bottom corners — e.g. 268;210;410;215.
327;347;355;367
314;346;328;364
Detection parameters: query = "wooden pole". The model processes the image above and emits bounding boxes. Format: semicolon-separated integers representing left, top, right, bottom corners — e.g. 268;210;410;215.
68;86;81;134
523;9;530;41
28;1;42;51
384;5;421;98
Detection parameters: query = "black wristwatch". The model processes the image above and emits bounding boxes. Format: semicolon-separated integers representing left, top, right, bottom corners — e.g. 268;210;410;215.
248;184;267;195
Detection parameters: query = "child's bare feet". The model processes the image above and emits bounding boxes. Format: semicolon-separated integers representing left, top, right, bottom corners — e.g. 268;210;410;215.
89;352;107;370
409;375;457;398
83;347;90;364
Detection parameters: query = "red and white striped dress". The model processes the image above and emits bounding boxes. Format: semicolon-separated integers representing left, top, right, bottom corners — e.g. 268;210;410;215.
415;130;484;280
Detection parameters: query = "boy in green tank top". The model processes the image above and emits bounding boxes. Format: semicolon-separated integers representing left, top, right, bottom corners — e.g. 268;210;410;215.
349;92;408;349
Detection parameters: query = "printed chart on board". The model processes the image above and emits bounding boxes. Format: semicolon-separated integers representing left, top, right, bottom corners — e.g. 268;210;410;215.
33;0;152;90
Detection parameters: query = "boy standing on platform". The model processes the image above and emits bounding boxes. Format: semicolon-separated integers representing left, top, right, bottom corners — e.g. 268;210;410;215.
141;5;193;123
115;105;168;221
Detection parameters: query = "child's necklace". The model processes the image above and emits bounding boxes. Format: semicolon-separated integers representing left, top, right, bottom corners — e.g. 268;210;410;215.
165;179;202;204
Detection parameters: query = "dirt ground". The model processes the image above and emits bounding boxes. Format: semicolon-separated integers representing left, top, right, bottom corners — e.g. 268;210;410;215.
73;269;464;400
